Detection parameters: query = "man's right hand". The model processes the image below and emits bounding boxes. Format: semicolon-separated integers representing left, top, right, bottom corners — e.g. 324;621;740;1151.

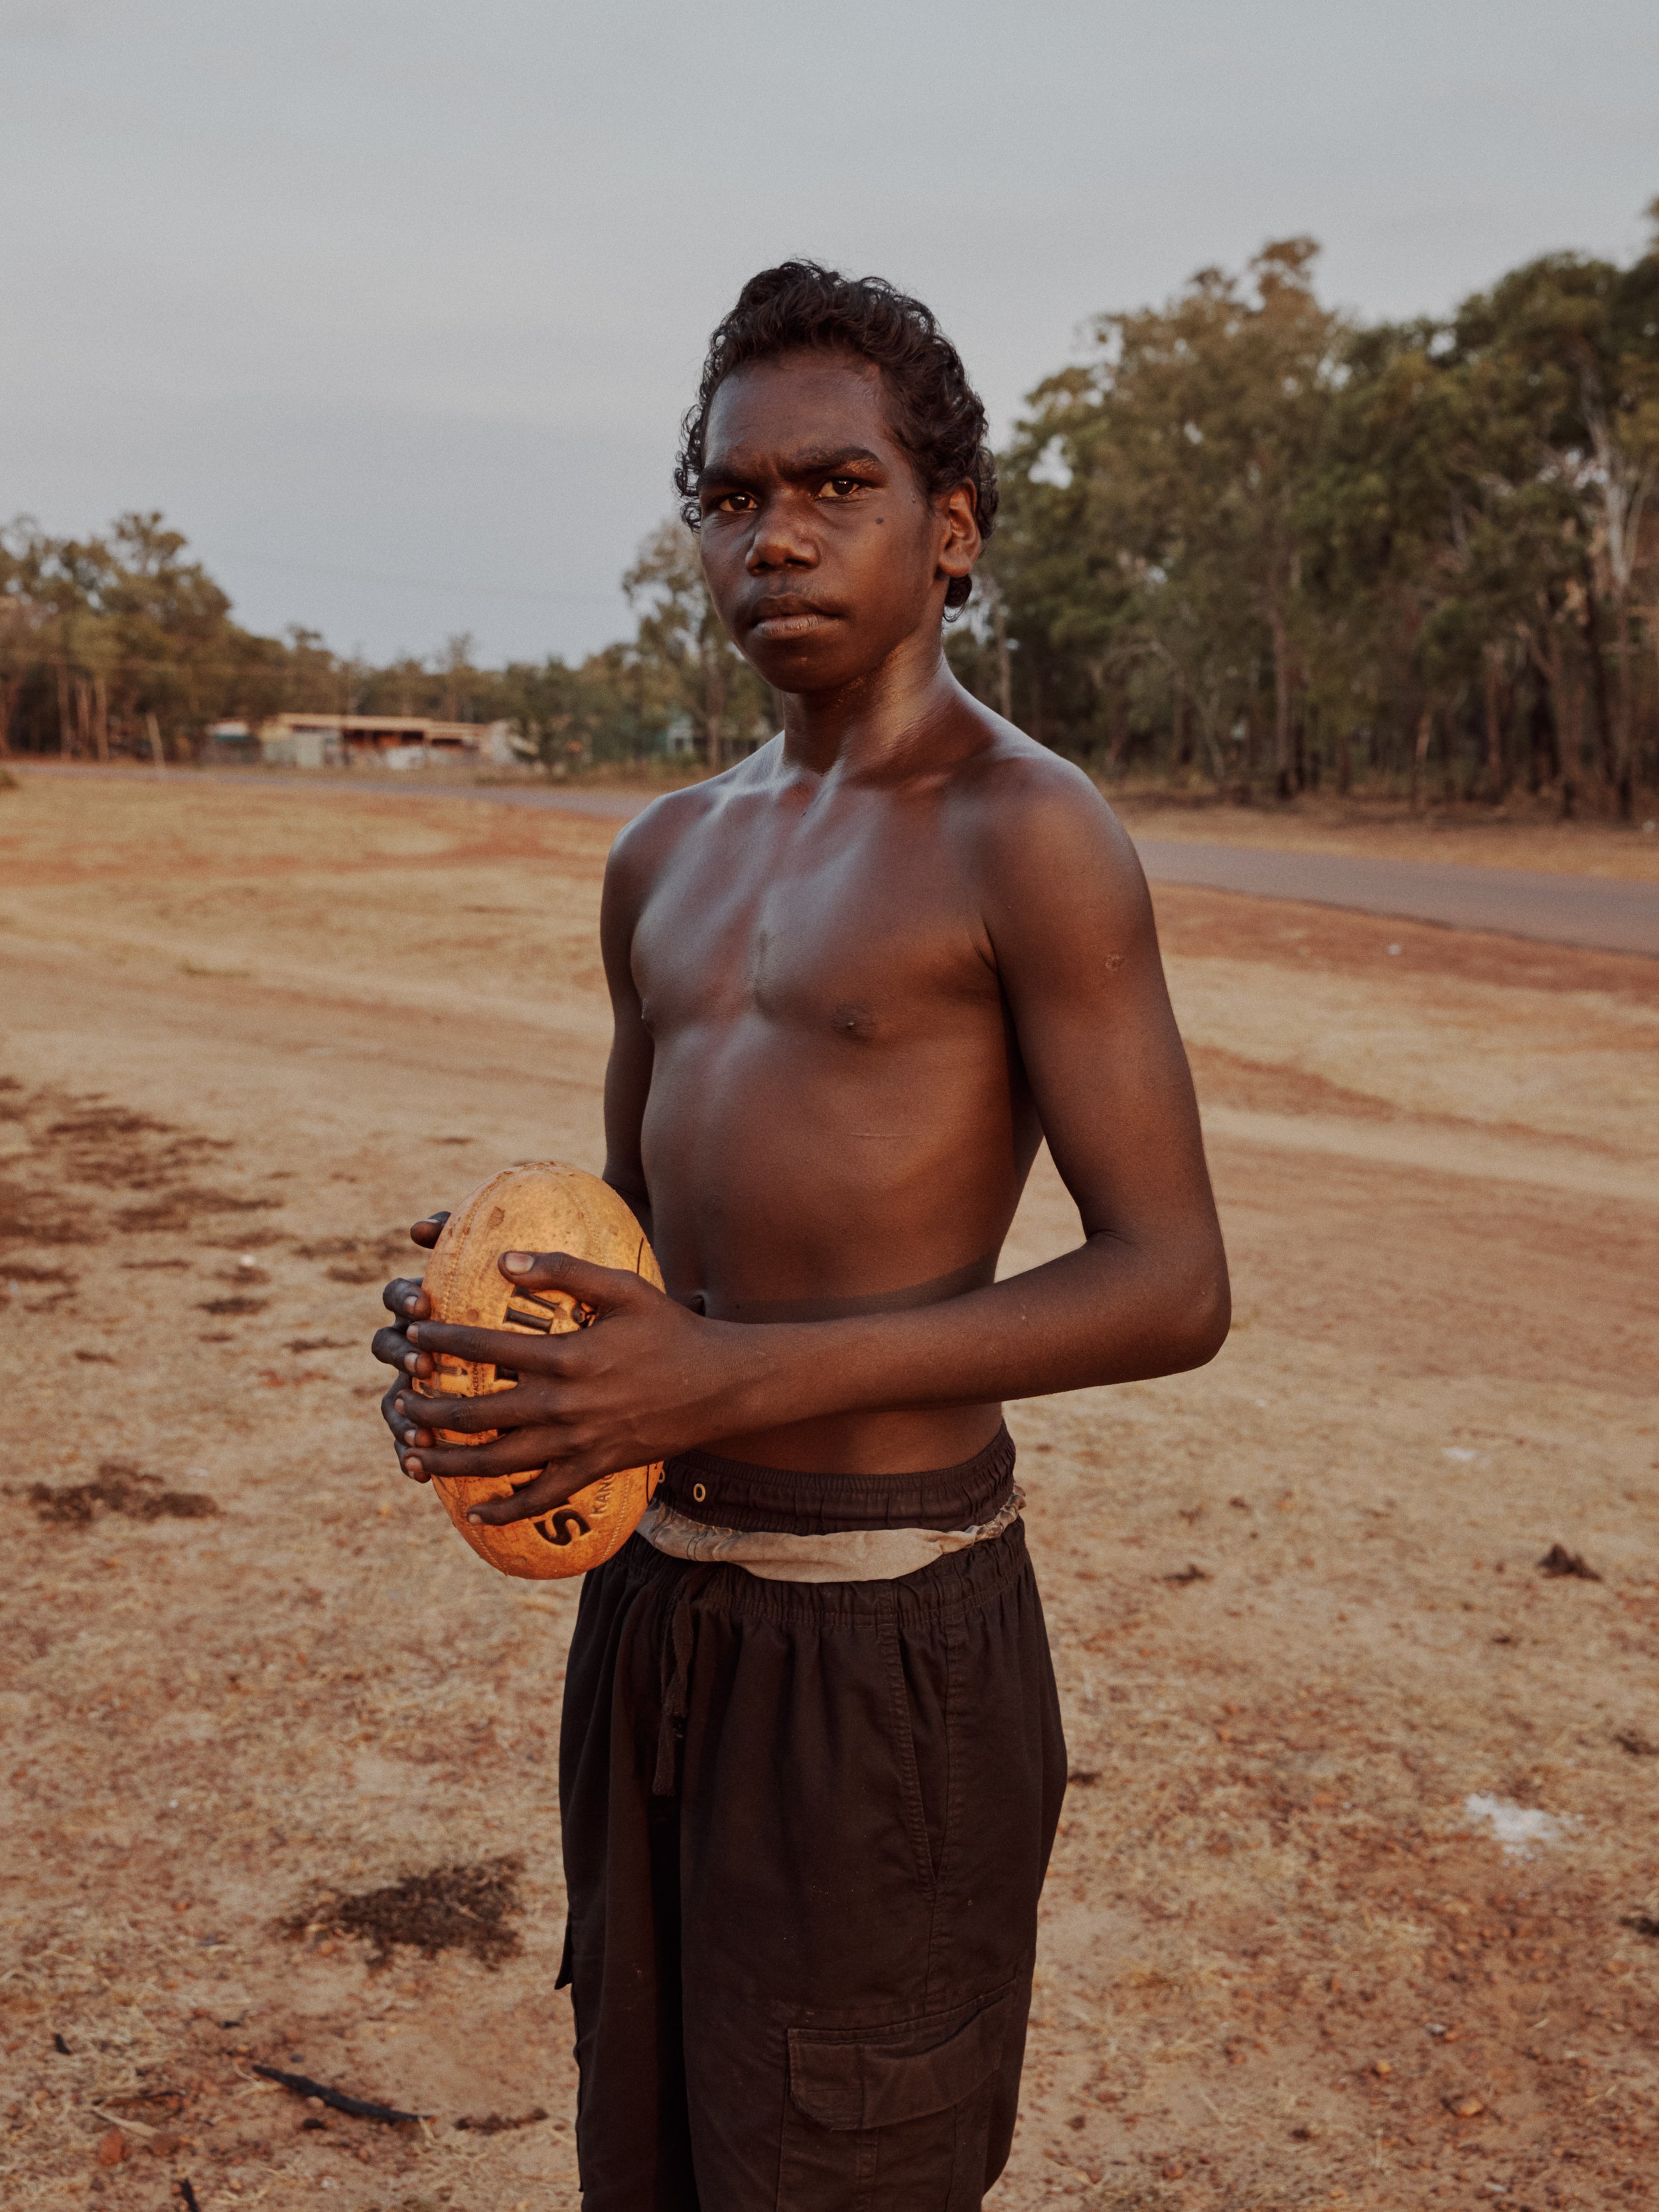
373;1213;449;1482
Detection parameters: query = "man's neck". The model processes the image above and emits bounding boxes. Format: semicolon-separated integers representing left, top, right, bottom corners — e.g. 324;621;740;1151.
776;630;980;784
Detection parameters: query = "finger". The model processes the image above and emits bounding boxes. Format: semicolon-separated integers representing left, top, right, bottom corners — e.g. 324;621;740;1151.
405;1319;581;1372
381;1390;435;1481
410;1213;449;1250
382;1276;431;1321
381;1388;433;1445
371;1325;435;1378
463;1462;593;1526
496;1250;654;1313
403;1430;565;1485
392;1385;551;1436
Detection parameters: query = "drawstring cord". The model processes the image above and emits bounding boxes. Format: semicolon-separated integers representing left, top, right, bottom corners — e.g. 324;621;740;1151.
652;1564;714;1797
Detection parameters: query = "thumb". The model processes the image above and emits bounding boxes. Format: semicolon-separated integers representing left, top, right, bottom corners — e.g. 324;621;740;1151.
497;1248;653;1315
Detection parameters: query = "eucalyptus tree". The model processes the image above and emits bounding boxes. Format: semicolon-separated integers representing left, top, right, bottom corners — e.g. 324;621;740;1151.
989;241;1344;794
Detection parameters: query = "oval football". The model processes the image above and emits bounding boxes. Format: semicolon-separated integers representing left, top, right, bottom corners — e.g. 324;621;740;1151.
411;1162;663;1580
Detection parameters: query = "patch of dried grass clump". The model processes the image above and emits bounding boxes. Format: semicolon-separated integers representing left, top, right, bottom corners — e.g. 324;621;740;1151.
0;1079;281;1249
25;1459;219;1527
0;1179;88;1246
453;2106;549;2134
113;1188;277;1233
1538;1540;1601;1581
286;1855;526;1969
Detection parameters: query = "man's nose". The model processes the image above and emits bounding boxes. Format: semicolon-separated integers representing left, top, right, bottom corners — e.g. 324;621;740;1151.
747;492;817;573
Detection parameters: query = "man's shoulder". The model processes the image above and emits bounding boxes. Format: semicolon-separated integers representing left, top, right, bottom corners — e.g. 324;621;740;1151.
946;719;1138;877
934;719;1156;965
954;723;1102;807
607;743;780;878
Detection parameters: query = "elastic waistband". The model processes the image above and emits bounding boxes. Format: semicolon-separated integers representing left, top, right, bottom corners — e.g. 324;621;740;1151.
611;1508;1035;1633
662;1423;1016;1536
636;1483;1024;1584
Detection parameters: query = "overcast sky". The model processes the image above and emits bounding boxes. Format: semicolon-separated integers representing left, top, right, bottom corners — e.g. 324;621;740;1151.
3;0;1656;665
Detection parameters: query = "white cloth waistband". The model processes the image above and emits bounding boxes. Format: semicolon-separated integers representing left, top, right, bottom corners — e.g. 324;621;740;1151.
634;1483;1025;1584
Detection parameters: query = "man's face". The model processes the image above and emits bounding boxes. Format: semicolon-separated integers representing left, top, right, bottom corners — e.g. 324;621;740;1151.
695;350;978;696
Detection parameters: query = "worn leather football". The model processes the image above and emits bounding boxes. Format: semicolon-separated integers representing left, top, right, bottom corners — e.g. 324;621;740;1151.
411;1161;663;1580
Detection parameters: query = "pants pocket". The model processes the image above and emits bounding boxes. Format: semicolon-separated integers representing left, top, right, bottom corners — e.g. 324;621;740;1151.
879;1590;950;1894
777;1986;1013;2211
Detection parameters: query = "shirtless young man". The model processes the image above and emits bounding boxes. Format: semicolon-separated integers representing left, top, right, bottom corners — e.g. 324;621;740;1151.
374;263;1228;2210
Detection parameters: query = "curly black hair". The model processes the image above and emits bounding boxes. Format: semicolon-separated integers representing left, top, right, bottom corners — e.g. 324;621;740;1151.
675;261;997;611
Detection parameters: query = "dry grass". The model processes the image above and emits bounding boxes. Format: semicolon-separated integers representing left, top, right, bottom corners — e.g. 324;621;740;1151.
24;1462;220;1528
283;1859;528;1973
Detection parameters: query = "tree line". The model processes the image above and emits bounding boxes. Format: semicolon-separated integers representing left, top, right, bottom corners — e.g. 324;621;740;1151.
957;206;1659;817
0;508;770;775
5;204;1656;812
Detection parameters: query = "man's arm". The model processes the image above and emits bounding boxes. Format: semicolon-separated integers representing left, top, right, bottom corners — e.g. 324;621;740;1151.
389;763;1228;1516
899;751;1229;1391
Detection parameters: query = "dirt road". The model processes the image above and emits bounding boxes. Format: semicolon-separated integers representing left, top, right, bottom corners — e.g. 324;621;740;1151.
3;773;1656;2211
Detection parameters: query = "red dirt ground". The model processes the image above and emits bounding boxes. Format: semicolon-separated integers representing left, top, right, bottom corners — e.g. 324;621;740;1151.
2;773;1656;2211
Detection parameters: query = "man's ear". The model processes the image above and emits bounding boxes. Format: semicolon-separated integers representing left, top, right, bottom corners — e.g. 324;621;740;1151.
936;481;983;592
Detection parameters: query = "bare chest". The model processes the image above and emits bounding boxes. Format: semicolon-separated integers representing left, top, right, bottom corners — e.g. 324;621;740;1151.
632;823;989;1047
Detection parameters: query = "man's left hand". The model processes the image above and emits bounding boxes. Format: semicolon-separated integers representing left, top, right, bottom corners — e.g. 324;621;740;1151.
389;1250;760;1526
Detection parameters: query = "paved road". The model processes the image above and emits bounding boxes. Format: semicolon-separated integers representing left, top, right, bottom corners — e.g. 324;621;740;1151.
1129;838;1659;958
17;762;1659;956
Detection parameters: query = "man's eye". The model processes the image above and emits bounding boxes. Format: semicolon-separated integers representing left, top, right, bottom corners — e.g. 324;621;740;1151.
707;492;755;515
818;476;864;499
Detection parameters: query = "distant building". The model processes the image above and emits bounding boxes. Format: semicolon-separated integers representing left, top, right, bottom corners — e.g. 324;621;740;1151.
257;713;516;770
205;720;257;757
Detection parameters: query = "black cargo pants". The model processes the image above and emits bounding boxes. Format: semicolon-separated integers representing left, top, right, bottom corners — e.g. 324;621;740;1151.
556;1520;1067;2210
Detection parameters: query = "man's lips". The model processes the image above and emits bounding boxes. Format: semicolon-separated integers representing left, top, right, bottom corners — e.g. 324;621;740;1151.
745;596;838;637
